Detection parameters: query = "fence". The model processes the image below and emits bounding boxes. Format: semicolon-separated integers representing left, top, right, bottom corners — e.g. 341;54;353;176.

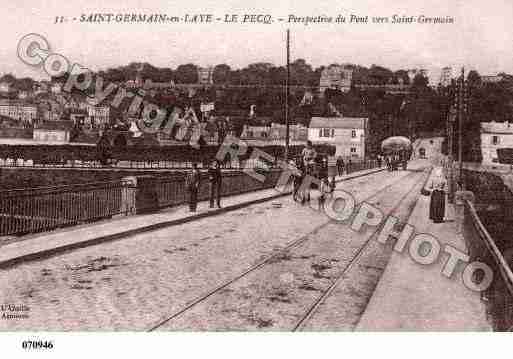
0;159;382;238
463;199;513;331
0;180;129;237
0;169;286;237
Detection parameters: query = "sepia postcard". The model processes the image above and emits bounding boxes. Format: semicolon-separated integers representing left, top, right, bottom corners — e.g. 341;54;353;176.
1;0;512;356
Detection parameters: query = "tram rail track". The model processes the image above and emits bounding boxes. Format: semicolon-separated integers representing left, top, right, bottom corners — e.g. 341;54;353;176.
292;169;428;331
147;168;428;331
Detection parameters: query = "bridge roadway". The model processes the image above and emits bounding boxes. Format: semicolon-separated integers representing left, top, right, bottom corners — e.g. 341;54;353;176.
0;159;478;331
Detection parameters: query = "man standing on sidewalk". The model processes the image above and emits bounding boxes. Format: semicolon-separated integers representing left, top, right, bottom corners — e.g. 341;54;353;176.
336;156;344;176
187;163;201;212
208;160;222;208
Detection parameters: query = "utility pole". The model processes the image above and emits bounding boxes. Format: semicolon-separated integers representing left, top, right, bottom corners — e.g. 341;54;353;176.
284;29;290;161
458;67;465;189
447;99;455;203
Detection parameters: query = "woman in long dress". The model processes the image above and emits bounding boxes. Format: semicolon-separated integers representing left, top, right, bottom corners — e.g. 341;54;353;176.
429;168;447;223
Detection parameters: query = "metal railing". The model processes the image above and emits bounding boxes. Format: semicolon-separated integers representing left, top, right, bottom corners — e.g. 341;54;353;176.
463;199;513;331
0;180;128;237
0;170;286;237
0;159;382;238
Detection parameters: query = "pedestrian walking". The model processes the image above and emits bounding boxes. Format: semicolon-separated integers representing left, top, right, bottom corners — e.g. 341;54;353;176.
301;141;317;171
208;160;222;208
377;154;382;168
336;156;344;176
186;163;201;212
429;168;447;223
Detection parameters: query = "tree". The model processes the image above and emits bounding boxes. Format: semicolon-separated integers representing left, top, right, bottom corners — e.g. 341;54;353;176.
289;59;314;86
174;64;198;84
467;70;482;88
212;64;231;84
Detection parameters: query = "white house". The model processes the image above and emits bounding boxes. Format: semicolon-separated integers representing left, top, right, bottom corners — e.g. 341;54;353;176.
0;82;11;93
85;104;110;128
33;121;73;143
308;117;368;159
481;121;513;163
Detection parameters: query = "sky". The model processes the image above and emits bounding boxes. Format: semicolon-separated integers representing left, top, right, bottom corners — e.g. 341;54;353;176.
2;0;512;83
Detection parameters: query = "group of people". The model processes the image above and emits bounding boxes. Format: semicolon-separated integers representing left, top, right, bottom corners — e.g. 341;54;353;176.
384;153;408;171
292;141;335;205
186;160;223;212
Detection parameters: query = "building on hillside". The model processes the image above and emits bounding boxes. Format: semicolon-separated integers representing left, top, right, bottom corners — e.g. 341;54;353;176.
51;82;63;94
198;67;214;85
70;110;88;126
17;91;29;100
240;125;270;140
0;99;38;124
33;81;49;94
319;65;353;95
353;83;411;95
269;123;308;141
85;104;110;128
480;121;513;163
439;67;452;87
407;69;429;82
143;79;175;89
0;82;11;93
308;117;368;159
33;121;73;143
481;75;504;84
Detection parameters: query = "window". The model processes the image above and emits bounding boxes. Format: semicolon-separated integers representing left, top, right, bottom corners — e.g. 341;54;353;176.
350;147;357;153
351;129;357;138
492;136;500;145
319;128;334;138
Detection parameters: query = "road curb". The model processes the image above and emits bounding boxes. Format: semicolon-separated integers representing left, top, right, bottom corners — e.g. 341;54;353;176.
0;167;385;269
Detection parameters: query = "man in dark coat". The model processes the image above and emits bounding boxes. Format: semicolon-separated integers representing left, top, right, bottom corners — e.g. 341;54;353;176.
187;163;201;212
208;160;222;208
336;156;344;176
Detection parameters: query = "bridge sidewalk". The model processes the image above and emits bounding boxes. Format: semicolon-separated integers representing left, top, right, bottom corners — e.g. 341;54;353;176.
356;170;491;331
0;166;384;269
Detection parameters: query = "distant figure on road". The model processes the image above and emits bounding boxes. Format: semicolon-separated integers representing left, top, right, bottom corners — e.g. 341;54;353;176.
377;155;383;168
301;141;317;173
208;160;222;208
187;163;201;212
336;156;345;176
429;168;447;223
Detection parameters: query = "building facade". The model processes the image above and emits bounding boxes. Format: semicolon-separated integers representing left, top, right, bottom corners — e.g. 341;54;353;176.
0;99;38;124
319;65;353;94
407;69;429;82
482;75;504;84
269;123;308;141
0;82;11;93
197;67;214;85
85;104;110;128
480;121;513;163
33;121;73;143
439;67;452;87
308;117;368;159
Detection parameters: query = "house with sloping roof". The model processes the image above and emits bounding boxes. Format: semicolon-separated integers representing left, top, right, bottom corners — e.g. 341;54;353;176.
308;117;368;159
481;121;513;164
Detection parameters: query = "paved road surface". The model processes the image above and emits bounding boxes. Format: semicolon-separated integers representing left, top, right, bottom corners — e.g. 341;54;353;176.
0;161;429;330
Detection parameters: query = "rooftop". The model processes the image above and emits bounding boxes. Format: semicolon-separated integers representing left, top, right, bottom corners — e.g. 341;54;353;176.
309;117;367;129
481;121;513;134
34;121;74;132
